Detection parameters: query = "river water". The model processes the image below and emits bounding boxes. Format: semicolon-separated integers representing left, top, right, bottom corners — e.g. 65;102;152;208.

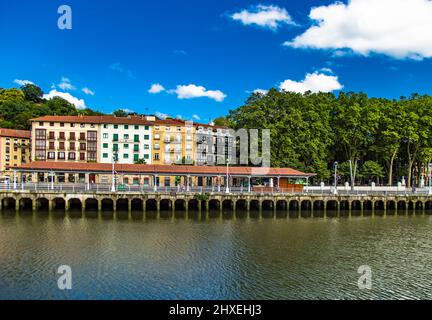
0;210;431;300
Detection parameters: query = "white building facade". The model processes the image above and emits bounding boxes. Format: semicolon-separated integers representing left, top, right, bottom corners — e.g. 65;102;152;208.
100;122;152;164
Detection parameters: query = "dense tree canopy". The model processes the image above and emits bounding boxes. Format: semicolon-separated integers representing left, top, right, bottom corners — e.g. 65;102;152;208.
0;85;102;129
228;90;432;187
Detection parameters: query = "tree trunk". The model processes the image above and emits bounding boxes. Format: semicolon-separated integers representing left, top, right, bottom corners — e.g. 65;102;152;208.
387;149;398;186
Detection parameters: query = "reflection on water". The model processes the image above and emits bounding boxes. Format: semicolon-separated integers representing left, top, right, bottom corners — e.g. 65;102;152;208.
0;210;432;300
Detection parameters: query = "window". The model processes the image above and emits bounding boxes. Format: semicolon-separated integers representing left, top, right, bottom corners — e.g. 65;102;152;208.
68;152;75;160
123;143;129;149
79;132;85;140
144;154;149;159
154;143;160;150
114;124;118;129
80;143;86;151
154;134;160;140
39;122;44;126
60;123;64;127
59;132;65;140
36;129;46;139
87;131;97;141
154;153;159;160
123;134;129;140
88;141;97;152
103;124;108;129
144;126;149;130
80;123;85;128
123;154;129;159
87;152;97;161
133;154;139;162
113;134;118;141
70;123;75;128
49;142;55;150
134;134;139;142
35;150;46;160
35;140;46;150
133;144;139;152
50;122;54;126
69;142;75;150
58;152;65;160
49;131;55;139
103;133;108;139
59;142;65;150
113;144;118;152
69;132;75;140
144;144;149;150
103;143;108;148
134;125;139;130
144;135;149;140
80;153;85;161
124;125;129;129
48;152;55;159
113;154;118;161
103;153;108;158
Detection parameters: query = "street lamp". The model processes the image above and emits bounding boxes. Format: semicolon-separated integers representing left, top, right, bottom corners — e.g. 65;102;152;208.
428;162;432;195
333;161;338;195
111;154;116;192
225;159;230;194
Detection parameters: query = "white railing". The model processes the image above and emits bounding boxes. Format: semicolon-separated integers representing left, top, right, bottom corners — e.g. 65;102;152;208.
0;183;431;196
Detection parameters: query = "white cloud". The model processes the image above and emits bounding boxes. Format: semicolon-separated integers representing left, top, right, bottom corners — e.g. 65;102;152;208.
82;87;95;96
231;4;295;30
58;77;75;91
286;0;432;60
253;89;269;95
148;83;165;94
279;72;343;93
155;111;169;119
13;79;34;86
170;84;227;102
43;90;87;110
192;114;201;120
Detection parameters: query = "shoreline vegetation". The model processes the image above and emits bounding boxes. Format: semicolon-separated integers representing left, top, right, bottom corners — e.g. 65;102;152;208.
1;84;431;187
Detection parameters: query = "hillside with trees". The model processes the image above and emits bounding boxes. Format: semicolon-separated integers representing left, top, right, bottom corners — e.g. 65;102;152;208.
0;84;102;130
226;89;432;187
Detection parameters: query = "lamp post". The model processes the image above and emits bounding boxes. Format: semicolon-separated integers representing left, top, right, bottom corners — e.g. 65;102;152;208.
429;162;432;195
225;159;230;194
333;161;338;195
111;154;116;192
49;171;54;190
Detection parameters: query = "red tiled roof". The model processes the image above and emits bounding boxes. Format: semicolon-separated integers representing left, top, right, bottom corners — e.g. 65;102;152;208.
16;162;314;177
30;115;154;126
0;128;30;139
30;115;230;130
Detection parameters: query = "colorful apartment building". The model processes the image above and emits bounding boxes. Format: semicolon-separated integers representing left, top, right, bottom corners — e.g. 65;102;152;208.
0;128;31;180
28;115;234;177
151;118;195;165
30;115;154;164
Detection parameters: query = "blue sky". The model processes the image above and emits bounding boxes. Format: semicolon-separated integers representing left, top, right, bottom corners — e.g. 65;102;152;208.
1;0;432;123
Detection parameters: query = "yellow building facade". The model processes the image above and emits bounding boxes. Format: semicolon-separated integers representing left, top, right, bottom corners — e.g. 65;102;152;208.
0;128;31;181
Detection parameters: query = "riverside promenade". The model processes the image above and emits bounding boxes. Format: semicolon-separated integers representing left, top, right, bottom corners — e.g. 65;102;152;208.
1;183;432;217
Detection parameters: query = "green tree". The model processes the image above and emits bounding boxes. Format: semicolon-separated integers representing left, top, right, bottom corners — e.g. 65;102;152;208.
360;161;385;184
113;109;128;117
22;84;43;103
134;158;147;164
